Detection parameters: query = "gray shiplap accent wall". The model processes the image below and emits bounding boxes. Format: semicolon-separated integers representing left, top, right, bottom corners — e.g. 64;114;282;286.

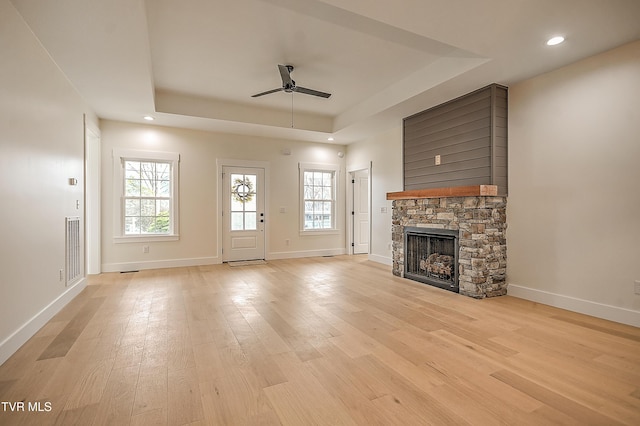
403;84;508;195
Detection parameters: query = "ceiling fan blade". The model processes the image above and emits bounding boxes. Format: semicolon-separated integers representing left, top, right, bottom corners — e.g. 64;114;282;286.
293;86;332;98
251;87;284;98
278;64;294;87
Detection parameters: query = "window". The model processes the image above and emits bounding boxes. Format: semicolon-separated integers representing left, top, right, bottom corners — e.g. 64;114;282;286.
299;162;339;233
113;149;179;242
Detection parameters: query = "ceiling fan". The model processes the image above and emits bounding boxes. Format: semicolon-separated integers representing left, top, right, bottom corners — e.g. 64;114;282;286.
251;64;331;99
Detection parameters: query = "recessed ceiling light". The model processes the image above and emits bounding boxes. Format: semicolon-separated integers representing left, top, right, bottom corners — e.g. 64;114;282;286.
143;115;155;121
546;36;565;46
327;137;334;141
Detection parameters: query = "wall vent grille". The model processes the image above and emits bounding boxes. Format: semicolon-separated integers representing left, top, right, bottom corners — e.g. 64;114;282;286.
66;216;82;285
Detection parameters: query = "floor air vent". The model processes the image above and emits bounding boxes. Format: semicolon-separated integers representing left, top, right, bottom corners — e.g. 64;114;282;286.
66;216;81;285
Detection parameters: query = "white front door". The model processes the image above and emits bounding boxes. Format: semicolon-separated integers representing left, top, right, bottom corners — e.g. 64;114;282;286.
222;166;265;261
352;169;369;254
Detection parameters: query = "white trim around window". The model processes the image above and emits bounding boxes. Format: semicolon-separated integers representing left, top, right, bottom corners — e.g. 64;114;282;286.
299;162;340;235
112;149;180;243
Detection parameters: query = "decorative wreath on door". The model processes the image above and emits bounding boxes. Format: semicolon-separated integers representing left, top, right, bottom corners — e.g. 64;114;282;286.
232;177;254;203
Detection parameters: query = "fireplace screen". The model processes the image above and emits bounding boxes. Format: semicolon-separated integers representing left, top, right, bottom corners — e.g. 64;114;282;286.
404;227;458;292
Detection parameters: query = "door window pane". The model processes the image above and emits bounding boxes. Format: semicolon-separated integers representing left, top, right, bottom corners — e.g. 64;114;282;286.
244;212;257;230
231;212;244;230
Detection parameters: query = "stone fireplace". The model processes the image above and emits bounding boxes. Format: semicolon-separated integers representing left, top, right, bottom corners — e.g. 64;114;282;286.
388;185;507;299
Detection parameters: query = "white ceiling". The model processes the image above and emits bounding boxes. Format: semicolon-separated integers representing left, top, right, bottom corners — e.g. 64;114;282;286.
10;0;640;144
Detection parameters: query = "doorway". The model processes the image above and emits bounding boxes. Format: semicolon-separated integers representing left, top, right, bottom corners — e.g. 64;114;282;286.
350;168;370;254
222;166;265;261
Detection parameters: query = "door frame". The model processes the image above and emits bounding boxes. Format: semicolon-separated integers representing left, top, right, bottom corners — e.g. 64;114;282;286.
216;159;270;262
84;117;101;274
347;162;372;255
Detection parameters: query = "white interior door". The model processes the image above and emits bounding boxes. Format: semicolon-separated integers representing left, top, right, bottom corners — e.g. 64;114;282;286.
222;166;265;261
352;169;369;254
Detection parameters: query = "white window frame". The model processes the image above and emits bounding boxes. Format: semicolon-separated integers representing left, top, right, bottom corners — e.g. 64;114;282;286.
112;149;180;243
299;162;340;235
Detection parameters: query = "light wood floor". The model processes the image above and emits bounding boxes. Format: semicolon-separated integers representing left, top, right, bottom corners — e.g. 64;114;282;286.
1;255;639;425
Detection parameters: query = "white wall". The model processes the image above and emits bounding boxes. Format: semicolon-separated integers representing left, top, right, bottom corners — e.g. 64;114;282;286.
347;125;403;265
508;40;640;326
100;120;347;271
0;0;97;364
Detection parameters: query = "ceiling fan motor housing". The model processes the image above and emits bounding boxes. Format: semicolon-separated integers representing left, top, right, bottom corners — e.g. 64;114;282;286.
284;80;295;92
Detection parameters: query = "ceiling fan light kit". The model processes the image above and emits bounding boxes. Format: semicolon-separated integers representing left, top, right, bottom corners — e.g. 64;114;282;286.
252;64;331;99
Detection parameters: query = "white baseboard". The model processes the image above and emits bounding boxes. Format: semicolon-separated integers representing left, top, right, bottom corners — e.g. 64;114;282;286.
103;250;358;271
508;283;640;327
368;253;392;266
0;278;87;366
102;256;220;273
267;248;346;260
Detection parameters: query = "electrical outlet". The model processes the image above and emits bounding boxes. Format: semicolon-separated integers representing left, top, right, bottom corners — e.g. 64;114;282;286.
285;239;290;246
635;280;640;295
143;245;150;254
435;154;441;165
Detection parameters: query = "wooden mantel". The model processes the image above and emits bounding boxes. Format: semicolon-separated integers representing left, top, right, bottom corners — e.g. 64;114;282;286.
386;185;498;200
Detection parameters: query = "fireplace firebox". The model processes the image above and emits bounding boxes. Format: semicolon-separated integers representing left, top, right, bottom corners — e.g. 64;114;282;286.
404;227;459;293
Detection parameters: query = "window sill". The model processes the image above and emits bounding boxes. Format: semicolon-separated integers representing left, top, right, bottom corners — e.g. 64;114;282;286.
299;229;339;236
114;234;179;244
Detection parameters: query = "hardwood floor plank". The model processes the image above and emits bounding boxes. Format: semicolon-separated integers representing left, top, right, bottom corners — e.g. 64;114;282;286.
1;256;638;425
199;368;276;425
418;344;544;413
502;352;640;423
252;301;324;362
369;394;433;426
38;297;105;360
551;314;640;343
53;402;99;426
132;365;168;418
91;364;140;426
221;305;288;388
235;304;291;355
263;354;359;426
427;382;533;426
167;367;204;425
491;369;625;425
312;342;389;401
130;407;167;426
353;354;469;425
63;356;115;410
305;356;394;426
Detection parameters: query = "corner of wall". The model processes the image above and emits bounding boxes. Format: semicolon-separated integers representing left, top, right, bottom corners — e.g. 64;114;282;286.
0;278;87;366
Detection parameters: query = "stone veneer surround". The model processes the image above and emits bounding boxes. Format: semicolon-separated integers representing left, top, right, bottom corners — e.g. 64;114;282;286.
392;196;507;298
